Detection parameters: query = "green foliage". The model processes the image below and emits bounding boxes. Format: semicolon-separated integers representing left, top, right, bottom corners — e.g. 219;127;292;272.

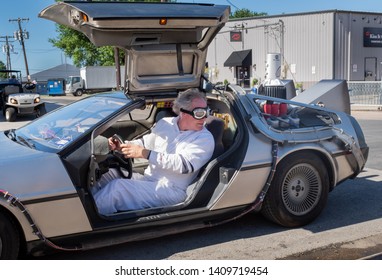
251;78;259;87
230;8;267;19
0;61;6;79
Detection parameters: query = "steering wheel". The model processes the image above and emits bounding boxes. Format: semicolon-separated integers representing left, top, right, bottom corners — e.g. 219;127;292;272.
24;82;36;91
110;134;133;179
110;151;133;179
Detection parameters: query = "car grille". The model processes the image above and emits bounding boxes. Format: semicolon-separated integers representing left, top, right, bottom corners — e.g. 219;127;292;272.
18;107;35;114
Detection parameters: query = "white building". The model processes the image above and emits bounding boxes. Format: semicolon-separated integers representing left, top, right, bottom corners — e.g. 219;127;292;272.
206;10;382;90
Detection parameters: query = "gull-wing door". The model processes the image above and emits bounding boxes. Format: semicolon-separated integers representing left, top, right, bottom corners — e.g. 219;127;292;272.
39;1;230;95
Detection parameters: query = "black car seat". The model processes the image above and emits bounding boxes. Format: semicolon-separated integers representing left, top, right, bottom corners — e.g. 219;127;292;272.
154;108;176;123
205;116;225;159
4;85;20;95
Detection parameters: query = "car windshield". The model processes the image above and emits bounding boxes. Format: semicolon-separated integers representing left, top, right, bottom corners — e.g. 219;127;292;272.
0;71;21;83
14;94;131;152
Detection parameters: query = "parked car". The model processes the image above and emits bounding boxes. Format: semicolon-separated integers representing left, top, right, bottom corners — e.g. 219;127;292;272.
0;1;368;259
0;70;46;122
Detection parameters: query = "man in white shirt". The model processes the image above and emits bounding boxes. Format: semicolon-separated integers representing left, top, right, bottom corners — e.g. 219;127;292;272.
93;88;214;215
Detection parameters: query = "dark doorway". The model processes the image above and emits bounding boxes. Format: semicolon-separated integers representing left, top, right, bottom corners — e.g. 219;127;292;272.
236;66;250;88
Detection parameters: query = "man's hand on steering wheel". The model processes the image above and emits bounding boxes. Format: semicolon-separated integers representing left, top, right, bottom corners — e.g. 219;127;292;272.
120;143;151;160
109;134;124;151
111;134;151;160
108;134;151;179
109;134;133;179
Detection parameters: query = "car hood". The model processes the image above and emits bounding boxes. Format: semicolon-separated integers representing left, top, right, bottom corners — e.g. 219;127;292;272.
0;133;75;200
39;1;230;95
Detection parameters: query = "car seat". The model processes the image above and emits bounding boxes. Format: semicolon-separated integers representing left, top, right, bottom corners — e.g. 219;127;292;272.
205;115;225;159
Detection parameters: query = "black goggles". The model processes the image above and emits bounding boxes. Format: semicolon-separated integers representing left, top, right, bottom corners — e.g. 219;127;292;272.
180;107;209;120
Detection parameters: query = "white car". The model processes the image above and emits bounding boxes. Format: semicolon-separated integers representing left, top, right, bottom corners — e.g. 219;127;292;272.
0;70;46;122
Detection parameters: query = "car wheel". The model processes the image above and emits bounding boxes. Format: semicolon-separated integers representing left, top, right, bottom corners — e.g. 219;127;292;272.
261;152;329;227
36;105;47;118
0;212;20;259
75;89;84;96
5;107;17;122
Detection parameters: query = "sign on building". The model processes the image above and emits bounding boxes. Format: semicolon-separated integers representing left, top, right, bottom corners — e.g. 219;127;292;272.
364;27;382;47
230;31;242;42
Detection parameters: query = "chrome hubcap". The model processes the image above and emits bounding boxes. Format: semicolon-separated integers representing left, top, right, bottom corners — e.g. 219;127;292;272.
282;163;322;216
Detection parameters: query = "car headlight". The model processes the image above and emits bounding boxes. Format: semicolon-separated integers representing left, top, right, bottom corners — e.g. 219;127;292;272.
10;98;18;105
34;97;40;103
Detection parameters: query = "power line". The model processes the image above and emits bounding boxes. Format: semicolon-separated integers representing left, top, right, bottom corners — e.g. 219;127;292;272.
226;0;239;11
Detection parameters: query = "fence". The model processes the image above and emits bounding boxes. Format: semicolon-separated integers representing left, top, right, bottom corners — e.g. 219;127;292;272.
347;81;382;105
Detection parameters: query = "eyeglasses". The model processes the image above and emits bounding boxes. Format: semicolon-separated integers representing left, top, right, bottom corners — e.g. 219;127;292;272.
180;107;209;120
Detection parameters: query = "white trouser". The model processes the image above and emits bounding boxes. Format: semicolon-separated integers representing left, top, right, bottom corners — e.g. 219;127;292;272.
92;169;187;215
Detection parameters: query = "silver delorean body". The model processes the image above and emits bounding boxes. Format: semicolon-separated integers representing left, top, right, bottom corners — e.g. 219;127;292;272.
0;1;368;259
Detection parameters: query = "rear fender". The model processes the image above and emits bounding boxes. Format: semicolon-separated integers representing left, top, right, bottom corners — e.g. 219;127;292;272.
276;146;337;189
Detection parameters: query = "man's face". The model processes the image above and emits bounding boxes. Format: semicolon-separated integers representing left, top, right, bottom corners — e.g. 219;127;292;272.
180;97;208;131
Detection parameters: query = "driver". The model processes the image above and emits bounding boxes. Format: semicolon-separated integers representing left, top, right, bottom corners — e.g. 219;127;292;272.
92;88;214;215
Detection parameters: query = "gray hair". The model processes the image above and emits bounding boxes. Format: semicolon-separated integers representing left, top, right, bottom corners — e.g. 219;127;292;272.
172;88;206;115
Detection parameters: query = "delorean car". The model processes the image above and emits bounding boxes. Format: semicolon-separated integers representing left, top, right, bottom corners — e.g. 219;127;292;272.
0;1;368;259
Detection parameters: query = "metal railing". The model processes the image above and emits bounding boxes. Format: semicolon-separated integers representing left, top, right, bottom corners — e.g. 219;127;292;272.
348;81;382;105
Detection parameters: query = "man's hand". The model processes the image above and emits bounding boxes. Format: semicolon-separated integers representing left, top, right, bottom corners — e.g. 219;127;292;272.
108;137;121;151
121;143;150;159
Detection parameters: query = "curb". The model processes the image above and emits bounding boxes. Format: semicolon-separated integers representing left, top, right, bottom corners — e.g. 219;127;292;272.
351;104;382;111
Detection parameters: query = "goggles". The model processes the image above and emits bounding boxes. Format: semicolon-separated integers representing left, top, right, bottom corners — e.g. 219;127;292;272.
180;107;209;120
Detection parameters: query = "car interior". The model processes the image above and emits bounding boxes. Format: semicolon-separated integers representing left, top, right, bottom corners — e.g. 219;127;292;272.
76;93;242;221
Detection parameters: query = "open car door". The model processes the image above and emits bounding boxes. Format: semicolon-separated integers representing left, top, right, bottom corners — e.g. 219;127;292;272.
39;1;230;94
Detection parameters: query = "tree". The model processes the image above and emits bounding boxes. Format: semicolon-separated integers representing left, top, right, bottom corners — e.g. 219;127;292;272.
0;61;6;79
49;0;168;67
230;8;267;19
49;24;117;67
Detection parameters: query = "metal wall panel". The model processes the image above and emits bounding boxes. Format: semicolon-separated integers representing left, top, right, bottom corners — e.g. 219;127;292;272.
339;12;382;81
206;10;382;90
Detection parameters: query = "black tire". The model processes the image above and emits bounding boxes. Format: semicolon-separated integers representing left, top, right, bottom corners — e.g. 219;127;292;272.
5;107;17;122
261;152;330;227
0;211;20;259
36;105;47;118
75;89;84;96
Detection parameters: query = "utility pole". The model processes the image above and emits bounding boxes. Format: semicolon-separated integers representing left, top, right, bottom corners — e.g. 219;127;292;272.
0;35;15;70
9;18;30;81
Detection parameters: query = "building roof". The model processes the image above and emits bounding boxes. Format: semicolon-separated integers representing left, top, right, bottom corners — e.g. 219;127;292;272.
27;63;80;82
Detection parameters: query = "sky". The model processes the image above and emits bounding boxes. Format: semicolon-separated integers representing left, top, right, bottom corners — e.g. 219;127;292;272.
1;0;382;78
